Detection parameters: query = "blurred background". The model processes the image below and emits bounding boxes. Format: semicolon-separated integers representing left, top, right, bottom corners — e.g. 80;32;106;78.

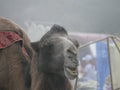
0;0;120;35
0;1;120;90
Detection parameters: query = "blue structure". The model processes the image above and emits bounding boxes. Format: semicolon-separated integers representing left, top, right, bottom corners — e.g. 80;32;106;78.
96;42;110;90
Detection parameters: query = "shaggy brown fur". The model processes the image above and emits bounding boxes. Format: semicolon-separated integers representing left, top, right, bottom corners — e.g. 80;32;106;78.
0;17;33;90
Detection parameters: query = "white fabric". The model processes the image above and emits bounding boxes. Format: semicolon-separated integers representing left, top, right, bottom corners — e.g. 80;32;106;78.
83;63;96;81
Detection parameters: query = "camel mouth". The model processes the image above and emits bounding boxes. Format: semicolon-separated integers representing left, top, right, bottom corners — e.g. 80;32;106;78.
64;66;78;80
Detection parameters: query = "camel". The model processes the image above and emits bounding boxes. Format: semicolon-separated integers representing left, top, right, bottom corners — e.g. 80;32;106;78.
0;17;79;90
31;24;79;90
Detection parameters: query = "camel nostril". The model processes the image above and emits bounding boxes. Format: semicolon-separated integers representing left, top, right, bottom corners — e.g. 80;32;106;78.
73;59;79;66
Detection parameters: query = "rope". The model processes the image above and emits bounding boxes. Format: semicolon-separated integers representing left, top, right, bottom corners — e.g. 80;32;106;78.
74;68;78;90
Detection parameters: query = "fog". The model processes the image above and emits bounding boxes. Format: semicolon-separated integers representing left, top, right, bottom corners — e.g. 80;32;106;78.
0;0;120;34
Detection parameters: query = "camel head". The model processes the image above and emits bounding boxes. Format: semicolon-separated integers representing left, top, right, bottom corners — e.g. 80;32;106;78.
32;24;79;80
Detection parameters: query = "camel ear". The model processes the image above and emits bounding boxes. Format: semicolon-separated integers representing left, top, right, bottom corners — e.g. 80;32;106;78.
31;41;54;54
31;42;39;53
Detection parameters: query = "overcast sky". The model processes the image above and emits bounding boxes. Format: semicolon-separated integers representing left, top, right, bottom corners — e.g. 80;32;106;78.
0;0;120;34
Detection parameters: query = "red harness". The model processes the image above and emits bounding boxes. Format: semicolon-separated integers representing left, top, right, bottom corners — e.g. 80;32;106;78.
0;31;29;57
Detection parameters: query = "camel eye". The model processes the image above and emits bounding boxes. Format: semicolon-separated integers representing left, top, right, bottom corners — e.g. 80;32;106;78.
67;49;76;57
67;49;73;54
67;50;76;60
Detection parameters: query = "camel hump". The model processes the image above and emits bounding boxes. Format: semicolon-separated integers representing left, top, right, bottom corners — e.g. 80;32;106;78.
0;16;30;42
0;16;22;32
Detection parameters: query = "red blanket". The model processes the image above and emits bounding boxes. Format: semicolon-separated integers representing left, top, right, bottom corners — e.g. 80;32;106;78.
0;31;28;57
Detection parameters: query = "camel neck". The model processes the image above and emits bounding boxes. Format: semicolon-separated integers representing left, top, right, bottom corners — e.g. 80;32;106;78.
39;73;72;90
